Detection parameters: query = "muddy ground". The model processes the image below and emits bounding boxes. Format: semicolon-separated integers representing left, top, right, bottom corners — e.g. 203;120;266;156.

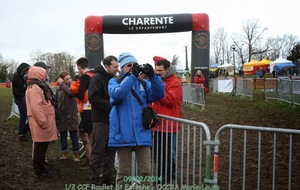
1;88;300;190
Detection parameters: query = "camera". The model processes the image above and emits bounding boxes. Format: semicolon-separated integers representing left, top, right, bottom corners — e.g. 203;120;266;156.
139;64;150;73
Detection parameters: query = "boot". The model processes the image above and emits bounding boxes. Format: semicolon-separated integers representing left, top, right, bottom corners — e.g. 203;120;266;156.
73;153;80;162
80;158;90;167
60;152;69;160
79;158;90;170
16;134;28;142
44;157;50;166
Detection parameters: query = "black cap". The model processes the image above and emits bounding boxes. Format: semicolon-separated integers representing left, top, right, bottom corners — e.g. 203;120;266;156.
34;62;51;69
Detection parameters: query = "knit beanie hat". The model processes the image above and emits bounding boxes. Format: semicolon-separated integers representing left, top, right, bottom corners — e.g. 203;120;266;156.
153;56;166;65
118;53;138;68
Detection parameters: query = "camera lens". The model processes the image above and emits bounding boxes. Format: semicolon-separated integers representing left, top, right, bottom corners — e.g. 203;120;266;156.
140;64;149;73
143;66;149;73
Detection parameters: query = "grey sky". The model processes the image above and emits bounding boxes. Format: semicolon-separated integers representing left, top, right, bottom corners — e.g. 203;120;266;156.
0;0;299;69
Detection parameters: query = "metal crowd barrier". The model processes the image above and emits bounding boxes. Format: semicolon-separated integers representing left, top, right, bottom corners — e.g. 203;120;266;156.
291;80;300;106
130;114;212;189
209;78;300;106
264;78;279;101
265;78;300;107
129;117;300;189
209;78;253;98
213;124;300;190
209;79;219;93
236;78;254;98
211;79;233;93
279;79;292;104
182;83;206;111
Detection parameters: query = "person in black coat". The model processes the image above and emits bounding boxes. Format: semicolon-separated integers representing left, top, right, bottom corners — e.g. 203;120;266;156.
88;55;119;186
12;62;30;142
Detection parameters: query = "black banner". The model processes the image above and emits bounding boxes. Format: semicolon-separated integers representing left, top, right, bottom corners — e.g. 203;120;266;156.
85;33;104;69
102;14;192;34
85;13;210;79
191;31;210;92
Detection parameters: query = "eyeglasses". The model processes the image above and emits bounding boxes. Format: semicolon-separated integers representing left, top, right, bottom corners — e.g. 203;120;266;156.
126;64;133;68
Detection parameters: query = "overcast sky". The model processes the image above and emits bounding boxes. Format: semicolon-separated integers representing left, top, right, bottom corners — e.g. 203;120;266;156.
0;0;299;69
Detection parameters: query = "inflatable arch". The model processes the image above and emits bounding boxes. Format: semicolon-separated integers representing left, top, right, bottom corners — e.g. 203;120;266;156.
84;13;209;91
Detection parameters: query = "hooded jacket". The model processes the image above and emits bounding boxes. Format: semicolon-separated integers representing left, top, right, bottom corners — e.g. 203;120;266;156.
25;66;58;142
12;63;30;99
108;73;165;147
88;65;113;123
152;59;183;133
55;81;78;132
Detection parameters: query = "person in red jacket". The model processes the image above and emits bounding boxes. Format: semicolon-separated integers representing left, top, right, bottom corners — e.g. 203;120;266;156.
152;55;183;184
194;70;205;87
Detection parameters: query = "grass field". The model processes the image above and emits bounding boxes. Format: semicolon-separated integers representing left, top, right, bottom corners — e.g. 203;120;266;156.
0;87;300;189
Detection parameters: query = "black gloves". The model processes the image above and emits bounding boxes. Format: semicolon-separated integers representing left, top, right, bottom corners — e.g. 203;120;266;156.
131;63;141;77
131;63;155;78
142;63;155;78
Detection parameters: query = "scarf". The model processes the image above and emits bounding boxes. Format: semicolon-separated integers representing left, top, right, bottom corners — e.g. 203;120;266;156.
27;78;55;106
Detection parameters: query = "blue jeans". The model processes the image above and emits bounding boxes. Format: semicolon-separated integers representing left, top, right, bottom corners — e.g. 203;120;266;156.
60;131;79;152
14;97;29;135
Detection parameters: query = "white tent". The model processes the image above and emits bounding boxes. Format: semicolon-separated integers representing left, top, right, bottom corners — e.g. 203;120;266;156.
270;58;293;72
218;63;234;68
218;63;235;75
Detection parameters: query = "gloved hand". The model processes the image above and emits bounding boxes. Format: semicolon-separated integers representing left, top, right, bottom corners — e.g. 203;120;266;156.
131;63;141;77
143;63;155;78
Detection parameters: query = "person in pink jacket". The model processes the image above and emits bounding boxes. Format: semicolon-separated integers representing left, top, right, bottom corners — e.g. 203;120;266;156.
26;66;58;177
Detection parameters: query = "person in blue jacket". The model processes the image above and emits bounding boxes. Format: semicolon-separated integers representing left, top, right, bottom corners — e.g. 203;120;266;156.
108;53;165;186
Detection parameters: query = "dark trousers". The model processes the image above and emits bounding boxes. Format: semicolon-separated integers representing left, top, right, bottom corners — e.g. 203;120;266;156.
60;130;80;152
154;132;176;183
33;142;49;175
14;97;29;135
78;110;93;133
90;122;116;185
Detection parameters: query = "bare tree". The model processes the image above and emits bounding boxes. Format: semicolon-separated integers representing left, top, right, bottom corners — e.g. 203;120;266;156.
255;34;299;61
281;34;299;58
6;59;19;75
30;51;76;82
0;64;8;82
233;18;269;63
225;46;232;64
211;28;228;64
209;20;299;65
30;50;44;63
255;36;282;61
0;56;19;81
230;33;247;65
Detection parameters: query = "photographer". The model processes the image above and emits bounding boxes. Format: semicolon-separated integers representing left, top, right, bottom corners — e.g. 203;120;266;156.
108;53;165;186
